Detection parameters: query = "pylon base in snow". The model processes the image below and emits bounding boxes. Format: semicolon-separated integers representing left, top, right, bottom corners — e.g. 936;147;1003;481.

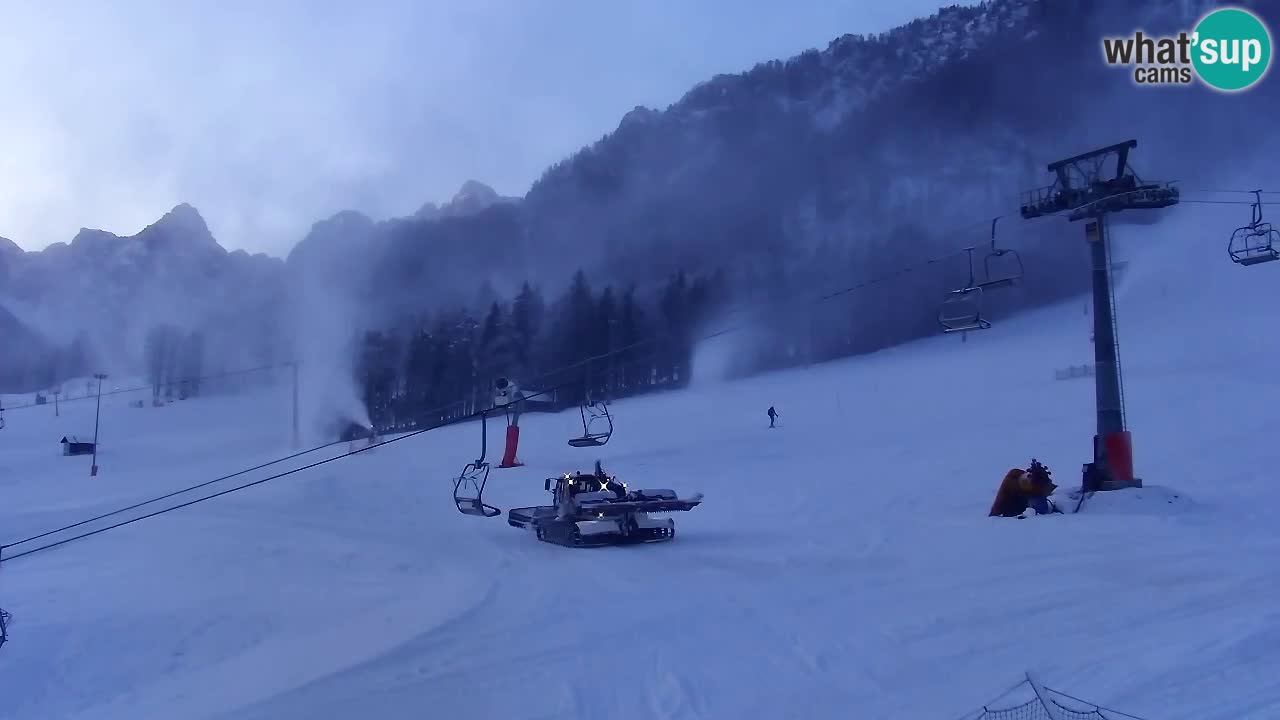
1091;431;1141;491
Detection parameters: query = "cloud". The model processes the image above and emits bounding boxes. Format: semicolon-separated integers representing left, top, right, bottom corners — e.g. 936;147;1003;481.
0;0;958;256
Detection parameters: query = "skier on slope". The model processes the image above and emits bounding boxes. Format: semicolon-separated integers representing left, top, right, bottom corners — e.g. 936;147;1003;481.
767;406;778;428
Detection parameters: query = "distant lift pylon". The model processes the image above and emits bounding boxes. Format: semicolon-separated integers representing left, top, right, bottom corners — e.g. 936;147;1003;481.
453;411;500;517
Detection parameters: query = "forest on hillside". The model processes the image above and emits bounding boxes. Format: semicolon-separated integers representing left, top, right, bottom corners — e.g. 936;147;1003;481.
356;269;726;432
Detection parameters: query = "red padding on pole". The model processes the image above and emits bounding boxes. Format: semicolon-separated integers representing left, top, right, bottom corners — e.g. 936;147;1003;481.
499;425;523;468
1102;431;1133;483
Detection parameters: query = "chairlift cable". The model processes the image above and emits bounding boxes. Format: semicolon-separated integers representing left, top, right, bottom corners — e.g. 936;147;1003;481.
1;394;535;562
3;347;668;552
1170;186;1280;196
2;330;674;556
1181;199;1280;206
1;434;355;550
3;338;680;562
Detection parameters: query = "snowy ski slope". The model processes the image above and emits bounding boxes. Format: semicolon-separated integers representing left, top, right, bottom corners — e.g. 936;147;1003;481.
2;203;1279;719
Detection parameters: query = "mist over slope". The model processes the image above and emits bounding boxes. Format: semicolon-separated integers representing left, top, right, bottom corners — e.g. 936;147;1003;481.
2;0;1273;397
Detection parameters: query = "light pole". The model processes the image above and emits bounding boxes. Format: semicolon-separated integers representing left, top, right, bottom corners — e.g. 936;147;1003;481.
90;372;107;477
291;361;299;449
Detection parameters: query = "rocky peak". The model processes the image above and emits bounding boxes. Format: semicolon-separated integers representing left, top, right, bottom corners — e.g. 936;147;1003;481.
0;236;22;258
69;227;121;252
619;105;658;130
414;180;518;223
137;203;217;249
413;201;441;221
286;209;376;267
448;180;501;213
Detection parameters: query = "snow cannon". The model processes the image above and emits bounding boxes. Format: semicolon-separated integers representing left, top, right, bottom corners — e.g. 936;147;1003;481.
342;422;377;453
989;459;1064;517
494;376;518;405
493;377;524;467
506;469;703;547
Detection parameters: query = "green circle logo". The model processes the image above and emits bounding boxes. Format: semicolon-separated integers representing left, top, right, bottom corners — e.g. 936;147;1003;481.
1192;7;1272;91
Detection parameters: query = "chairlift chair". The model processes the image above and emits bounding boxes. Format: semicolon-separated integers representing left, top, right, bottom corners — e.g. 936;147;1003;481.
939;288;991;333
568;400;614;447
938;247;993;334
979;216;1024;289
453;412;500;517
1228;191;1280;266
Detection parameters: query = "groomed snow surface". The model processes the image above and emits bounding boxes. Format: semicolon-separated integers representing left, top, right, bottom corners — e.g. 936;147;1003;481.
3;204;1279;719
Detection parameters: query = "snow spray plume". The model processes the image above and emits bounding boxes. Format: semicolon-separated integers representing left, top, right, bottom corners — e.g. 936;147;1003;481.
287;216;374;444
689;304;764;388
690;329;745;387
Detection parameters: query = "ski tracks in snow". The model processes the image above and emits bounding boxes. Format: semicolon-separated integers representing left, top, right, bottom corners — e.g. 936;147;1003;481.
642;666;707;720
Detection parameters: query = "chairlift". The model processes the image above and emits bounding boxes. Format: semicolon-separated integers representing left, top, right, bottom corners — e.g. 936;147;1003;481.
568;400;614;448
1228;190;1279;266
938;247;993;334
452;411;500;517
980;216;1024;288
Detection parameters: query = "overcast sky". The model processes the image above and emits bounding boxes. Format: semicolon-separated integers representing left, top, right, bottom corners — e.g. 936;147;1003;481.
1;0;952;257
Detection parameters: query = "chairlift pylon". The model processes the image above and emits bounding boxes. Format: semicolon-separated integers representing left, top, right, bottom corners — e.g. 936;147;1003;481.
453;411;500;517
938;247;993;334
568;400;614;448
1228;190;1280;266
980;216;1024;288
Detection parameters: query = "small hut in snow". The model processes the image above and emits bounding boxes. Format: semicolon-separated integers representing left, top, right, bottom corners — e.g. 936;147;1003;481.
61;436;95;456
